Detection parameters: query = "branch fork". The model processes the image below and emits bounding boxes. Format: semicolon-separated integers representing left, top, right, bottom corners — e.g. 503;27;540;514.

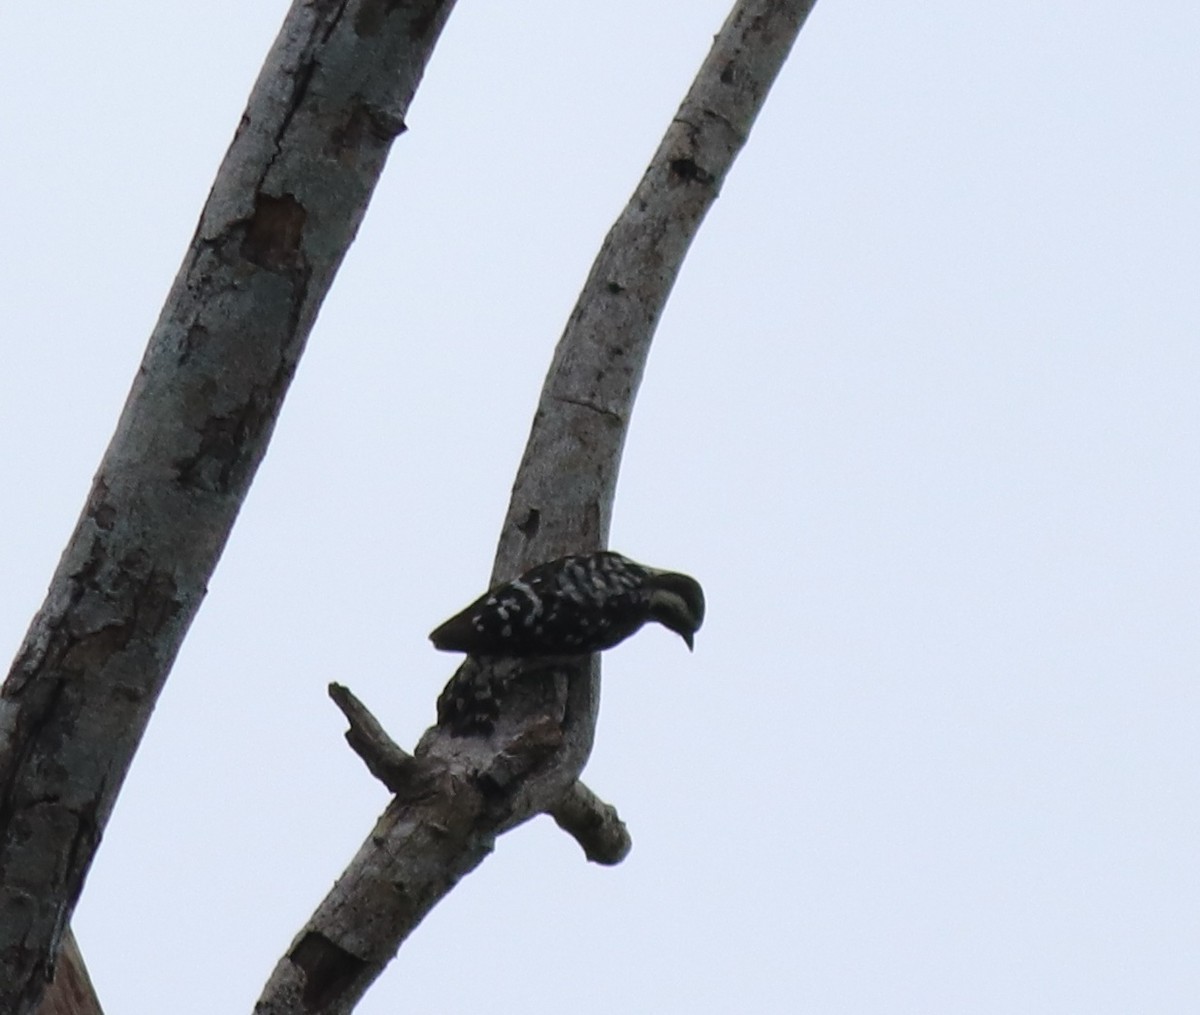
328;681;631;864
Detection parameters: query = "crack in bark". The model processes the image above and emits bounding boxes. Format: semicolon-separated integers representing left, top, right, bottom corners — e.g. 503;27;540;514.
548;394;625;423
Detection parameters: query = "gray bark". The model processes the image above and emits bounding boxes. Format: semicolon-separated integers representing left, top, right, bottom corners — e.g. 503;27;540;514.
0;3;457;1013
255;1;817;1011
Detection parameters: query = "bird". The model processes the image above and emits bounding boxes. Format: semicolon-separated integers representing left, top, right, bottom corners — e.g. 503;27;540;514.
429;551;705;657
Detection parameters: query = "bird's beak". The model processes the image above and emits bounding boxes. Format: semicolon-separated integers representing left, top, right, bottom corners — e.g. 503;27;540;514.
683;631;694;651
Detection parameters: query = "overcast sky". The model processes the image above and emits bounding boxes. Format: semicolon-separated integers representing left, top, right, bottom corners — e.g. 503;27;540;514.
3;2;1199;1012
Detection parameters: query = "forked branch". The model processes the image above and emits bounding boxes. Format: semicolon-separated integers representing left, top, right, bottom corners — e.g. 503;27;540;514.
258;2;818;1011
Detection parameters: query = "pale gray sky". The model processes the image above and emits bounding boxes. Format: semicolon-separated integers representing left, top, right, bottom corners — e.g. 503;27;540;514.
3;3;1199;1012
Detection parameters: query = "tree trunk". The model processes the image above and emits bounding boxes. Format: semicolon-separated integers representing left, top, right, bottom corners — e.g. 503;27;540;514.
1;3;457;1012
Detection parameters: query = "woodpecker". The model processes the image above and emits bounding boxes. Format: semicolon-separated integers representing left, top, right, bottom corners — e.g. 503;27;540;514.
429;551;705;657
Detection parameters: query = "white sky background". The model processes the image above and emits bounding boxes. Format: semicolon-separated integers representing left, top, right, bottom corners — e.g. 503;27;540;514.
2;2;1199;1012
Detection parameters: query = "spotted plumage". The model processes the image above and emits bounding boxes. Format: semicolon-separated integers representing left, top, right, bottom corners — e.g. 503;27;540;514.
429;551;705;657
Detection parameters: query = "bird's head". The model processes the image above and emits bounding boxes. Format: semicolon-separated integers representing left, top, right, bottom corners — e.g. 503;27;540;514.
646;570;706;650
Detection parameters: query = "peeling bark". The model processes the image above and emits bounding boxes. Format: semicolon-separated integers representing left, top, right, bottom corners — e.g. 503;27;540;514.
1;3;458;1013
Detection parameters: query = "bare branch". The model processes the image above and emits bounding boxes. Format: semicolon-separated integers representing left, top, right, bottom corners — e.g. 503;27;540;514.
336;677;627;858
328;684;427;796
550;783;632;866
257;1;817;1010
491;0;818;580
0;3;457;1012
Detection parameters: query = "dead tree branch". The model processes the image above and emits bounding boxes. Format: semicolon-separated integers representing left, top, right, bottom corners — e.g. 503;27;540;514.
1;3;458;1013
257;1;817;1011
329;684;431;798
550;782;632;866
331;683;628;862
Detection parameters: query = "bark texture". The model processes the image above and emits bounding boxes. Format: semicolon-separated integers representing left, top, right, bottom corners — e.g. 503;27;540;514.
256;1;817;1011
38;931;101;1015
1;3;457;1013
